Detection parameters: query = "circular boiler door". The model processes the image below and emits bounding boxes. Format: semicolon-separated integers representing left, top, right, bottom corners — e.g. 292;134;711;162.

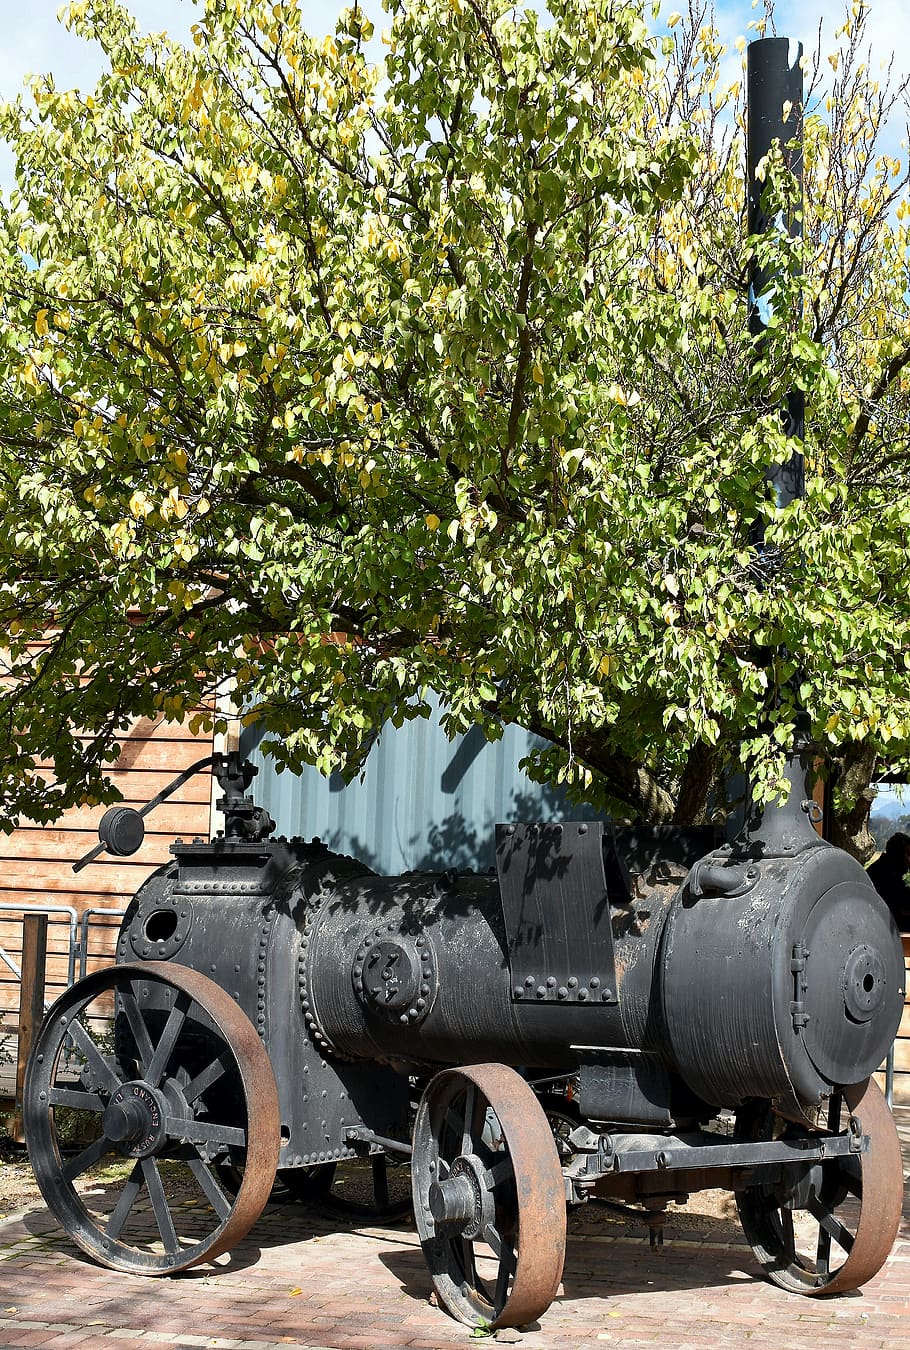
797;880;905;1086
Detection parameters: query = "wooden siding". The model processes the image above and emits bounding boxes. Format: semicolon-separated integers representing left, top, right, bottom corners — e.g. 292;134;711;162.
0;717;214;1040
881;935;910;1104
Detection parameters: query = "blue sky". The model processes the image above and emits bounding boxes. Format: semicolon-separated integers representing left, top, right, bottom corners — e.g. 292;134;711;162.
3;2;905;193
2;1;906;105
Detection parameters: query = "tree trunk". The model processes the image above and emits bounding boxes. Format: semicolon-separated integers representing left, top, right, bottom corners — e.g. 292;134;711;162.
828;745;878;862
672;742;719;825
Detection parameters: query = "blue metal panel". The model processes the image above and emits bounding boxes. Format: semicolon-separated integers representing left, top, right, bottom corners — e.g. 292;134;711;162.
246;703;601;875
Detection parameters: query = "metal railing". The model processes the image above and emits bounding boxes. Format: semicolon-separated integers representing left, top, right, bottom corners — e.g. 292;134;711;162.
0;904;127;1135
0;901;79;990
78;906;128;981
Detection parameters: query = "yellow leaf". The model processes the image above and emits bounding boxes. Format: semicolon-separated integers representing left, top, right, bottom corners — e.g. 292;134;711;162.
828;52;839;72
372;401;383;421
35;309;49;337
129;490;150;520
598;654;611;676
142;432;156;448
426;513;440;530
531;362;544;385
197;496;210;516
667;11;681;27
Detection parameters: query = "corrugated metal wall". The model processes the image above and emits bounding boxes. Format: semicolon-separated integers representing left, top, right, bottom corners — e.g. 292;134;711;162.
245;703;602;875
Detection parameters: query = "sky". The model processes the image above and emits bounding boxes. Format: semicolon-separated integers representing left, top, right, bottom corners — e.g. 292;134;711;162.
0;3;905;178
1;1;908;107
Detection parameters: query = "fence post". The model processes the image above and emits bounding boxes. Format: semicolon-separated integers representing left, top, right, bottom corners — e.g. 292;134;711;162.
12;913;48;1143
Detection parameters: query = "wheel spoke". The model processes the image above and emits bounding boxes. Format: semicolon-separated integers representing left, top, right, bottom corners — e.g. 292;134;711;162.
185;1151;234;1221
494;1239;517;1308
63;1018;122;1096
826;1092;843;1132
181;1054;228;1105
461;1084;476;1155
778;1207;796;1262
117;984;155;1076
443;1106;463;1157
838;1155;863;1199
142;1158;179;1255
807;1194;854;1254
61;1133;113;1182
815;1218;832;1278
489;1157;513;1187
145;993;189;1088
164;1117;247;1148
457;1236;478;1289
105;1163;145;1242
48;1087;105;1112
483;1220;506;1258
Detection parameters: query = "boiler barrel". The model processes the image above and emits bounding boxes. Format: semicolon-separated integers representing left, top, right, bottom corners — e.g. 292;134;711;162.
301;871;674;1072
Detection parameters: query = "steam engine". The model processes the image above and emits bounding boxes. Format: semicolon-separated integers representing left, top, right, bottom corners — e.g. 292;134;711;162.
24;753;906;1326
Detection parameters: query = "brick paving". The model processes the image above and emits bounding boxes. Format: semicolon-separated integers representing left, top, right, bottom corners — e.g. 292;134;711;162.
0;1113;908;1350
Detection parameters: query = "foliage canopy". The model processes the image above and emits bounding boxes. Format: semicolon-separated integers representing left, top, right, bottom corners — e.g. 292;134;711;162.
0;0;909;845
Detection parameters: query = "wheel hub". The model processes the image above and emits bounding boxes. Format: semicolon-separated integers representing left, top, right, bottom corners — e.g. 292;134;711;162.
427;1153;493;1239
102;1081;167;1158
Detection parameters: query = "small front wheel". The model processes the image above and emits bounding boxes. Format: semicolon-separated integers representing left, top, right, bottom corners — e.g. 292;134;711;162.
411;1063;566;1328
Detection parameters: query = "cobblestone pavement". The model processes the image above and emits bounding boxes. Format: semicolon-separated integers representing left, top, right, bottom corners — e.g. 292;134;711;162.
0;1111;908;1350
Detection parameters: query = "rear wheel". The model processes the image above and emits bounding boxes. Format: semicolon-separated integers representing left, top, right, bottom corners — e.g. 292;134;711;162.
25;963;279;1274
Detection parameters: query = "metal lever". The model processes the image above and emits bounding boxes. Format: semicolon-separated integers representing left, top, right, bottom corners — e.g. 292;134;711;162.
73;754;217;872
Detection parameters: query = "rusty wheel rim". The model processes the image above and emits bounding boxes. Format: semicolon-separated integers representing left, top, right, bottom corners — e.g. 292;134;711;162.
735;1077;902;1295
411;1063;566;1328
25;962;279;1274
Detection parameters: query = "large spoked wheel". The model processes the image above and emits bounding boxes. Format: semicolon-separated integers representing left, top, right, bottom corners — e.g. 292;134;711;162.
412;1063;566;1329
735;1077;903;1294
24;962;279;1274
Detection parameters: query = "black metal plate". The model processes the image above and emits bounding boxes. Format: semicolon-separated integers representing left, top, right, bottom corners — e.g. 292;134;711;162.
496;823;618;1005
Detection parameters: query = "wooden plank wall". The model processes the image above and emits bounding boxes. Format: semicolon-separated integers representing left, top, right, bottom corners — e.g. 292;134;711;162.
0;717;214;1092
885;935;910;1104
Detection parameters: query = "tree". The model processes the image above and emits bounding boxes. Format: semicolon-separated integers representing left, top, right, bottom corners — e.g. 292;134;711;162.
0;0;907;853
